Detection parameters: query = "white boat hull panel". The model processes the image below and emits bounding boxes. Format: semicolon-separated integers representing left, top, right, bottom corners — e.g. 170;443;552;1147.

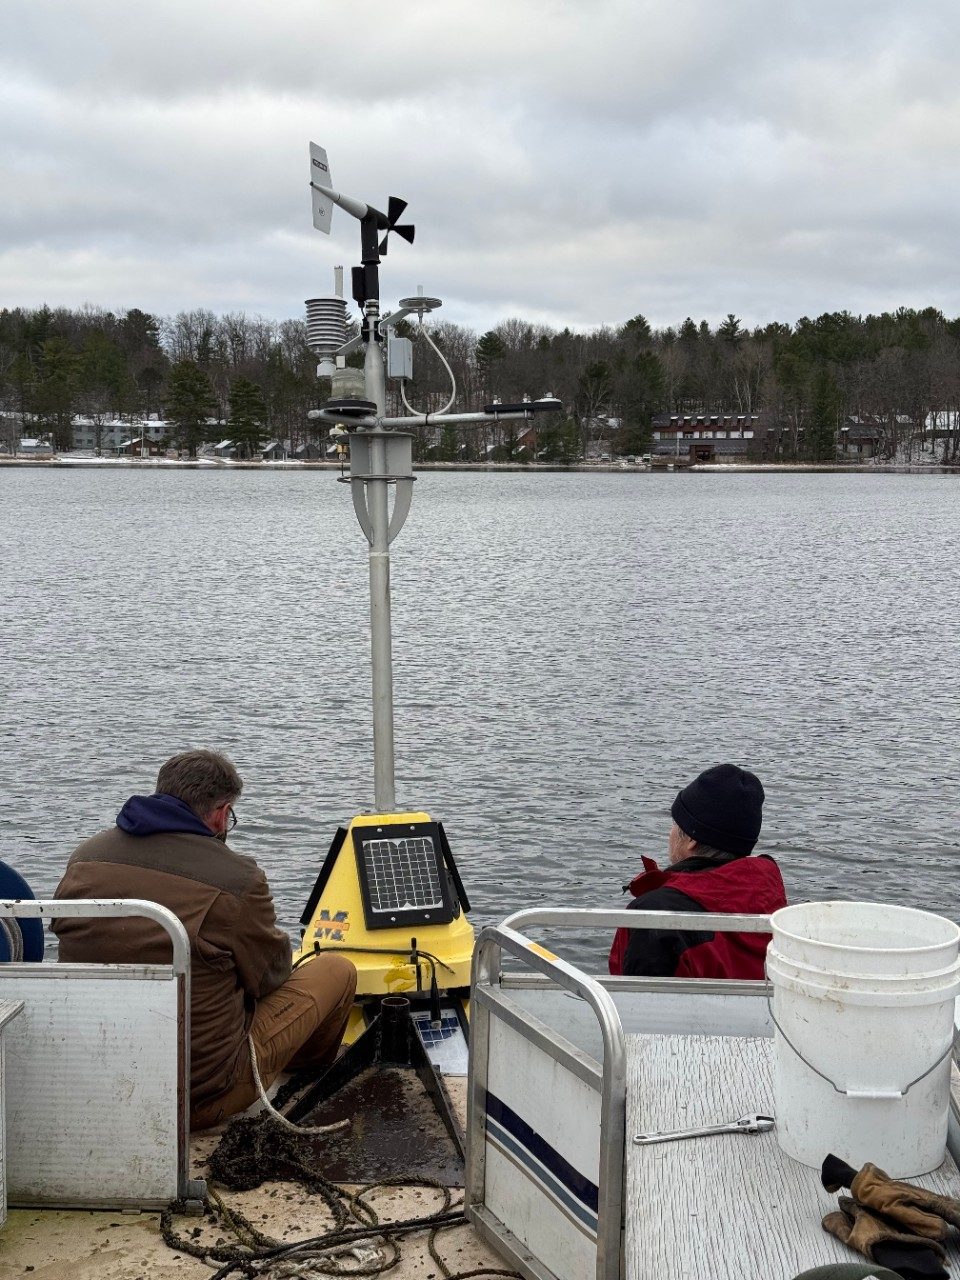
479;1009;600;1280
1;965;182;1208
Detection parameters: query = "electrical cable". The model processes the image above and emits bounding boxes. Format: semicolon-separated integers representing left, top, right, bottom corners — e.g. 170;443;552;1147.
292;946;321;971
295;931;459;977
400;316;457;417
308;942;458;977
208;1209;468;1279
161;998;512;1279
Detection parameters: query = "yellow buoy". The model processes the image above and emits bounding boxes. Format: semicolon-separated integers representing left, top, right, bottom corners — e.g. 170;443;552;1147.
296;811;475;1000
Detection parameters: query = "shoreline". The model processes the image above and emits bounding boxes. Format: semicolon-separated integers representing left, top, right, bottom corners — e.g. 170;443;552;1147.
2;456;959;475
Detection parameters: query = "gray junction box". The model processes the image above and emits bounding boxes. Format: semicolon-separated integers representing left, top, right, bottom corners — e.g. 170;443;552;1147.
387;336;413;381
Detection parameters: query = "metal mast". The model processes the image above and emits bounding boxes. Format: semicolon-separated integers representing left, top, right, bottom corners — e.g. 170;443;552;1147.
306;143;560;814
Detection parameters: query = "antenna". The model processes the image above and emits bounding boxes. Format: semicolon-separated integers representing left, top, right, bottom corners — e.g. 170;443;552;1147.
398;286;442;318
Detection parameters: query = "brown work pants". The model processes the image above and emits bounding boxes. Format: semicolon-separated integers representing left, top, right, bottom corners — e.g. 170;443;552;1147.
191;953;357;1131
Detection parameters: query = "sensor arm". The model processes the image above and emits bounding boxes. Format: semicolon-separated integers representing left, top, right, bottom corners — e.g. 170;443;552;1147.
328;302;439;359
307;402;563;429
309;180;374;224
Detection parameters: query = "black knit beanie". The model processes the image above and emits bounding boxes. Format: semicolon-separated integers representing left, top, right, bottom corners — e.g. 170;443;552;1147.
671;763;764;856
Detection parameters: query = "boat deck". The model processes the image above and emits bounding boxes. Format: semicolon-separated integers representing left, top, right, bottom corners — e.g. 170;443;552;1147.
0;1080;503;1280
6;1026;960;1278
626;1032;960;1280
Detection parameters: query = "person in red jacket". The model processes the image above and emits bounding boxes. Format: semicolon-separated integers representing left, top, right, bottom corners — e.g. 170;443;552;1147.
609;763;786;979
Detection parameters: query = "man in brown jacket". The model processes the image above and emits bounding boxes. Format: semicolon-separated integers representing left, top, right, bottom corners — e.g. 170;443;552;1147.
53;749;356;1130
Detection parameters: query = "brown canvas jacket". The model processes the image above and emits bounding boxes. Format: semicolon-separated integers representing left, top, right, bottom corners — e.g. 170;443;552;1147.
52;827;292;1110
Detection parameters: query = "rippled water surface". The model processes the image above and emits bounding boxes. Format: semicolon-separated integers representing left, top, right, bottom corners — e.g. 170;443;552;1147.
2;467;959;964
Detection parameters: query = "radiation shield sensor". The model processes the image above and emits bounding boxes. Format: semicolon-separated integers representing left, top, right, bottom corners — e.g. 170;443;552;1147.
353;821;459;930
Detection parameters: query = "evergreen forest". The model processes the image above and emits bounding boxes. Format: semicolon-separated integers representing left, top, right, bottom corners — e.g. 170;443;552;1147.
2;303;960;463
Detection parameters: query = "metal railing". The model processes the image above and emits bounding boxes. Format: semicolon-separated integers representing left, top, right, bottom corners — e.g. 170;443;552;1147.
502;906;773;936
469;907;773;1280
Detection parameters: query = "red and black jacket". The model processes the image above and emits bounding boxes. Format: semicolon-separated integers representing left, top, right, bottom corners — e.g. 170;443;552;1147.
608;852;786;979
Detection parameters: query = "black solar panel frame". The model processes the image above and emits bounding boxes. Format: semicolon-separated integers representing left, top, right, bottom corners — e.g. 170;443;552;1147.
353;821;456;930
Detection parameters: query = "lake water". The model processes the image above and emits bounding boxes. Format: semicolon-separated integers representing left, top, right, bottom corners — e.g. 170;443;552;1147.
1;466;958;965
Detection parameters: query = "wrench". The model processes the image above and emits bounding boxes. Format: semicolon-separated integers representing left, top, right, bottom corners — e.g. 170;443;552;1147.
633;1113;775;1145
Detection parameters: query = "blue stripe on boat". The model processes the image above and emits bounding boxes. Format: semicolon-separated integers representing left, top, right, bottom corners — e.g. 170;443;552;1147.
485;1116;599;1237
484;1090;599;1234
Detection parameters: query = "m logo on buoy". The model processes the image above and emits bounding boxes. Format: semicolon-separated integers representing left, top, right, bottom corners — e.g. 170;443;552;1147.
314;909;350;942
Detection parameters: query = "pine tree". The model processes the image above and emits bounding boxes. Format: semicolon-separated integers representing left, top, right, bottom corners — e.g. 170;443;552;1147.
228;376;267;458
165;360;216;456
36;339;79;450
615;351;664;453
437;422;459;461
7;353;37;425
475;331;506;395
78;331;135;450
717;313;744;346
538;417;582;465
808;367;842;462
621;314;653;345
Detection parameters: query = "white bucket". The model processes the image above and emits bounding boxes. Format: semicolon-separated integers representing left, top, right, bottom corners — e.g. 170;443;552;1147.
768;901;960;1177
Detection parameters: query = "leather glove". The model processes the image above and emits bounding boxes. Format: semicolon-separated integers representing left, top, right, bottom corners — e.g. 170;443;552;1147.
822;1196;949;1280
823;1154;960;1241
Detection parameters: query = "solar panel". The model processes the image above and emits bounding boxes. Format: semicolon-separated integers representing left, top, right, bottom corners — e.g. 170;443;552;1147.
354;822;457;930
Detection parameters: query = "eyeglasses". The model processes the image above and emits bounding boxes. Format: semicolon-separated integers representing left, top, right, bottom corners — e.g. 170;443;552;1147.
227;806;238;832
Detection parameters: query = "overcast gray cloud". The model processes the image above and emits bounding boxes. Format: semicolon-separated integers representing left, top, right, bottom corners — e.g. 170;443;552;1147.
2;0;959;333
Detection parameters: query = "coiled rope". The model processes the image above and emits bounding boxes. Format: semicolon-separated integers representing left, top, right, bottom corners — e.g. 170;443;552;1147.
247;1032;348;1136
160;1094;518;1280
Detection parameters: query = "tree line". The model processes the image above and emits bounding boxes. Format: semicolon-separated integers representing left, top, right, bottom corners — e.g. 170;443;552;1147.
0;306;318;457
3;303;960;462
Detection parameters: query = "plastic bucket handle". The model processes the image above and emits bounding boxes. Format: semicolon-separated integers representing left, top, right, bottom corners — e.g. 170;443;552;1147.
767;947;960;988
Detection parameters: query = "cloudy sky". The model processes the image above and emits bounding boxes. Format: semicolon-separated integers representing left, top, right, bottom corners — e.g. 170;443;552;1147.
2;0;958;334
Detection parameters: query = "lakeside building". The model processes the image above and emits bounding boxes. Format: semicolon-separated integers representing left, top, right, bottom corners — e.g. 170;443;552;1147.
72;416;168;452
209;439;238;459
115;437;162;456
652;411;932;462
14;438;53;457
839;416;883;458
295;441;325;460
651;412;764;463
